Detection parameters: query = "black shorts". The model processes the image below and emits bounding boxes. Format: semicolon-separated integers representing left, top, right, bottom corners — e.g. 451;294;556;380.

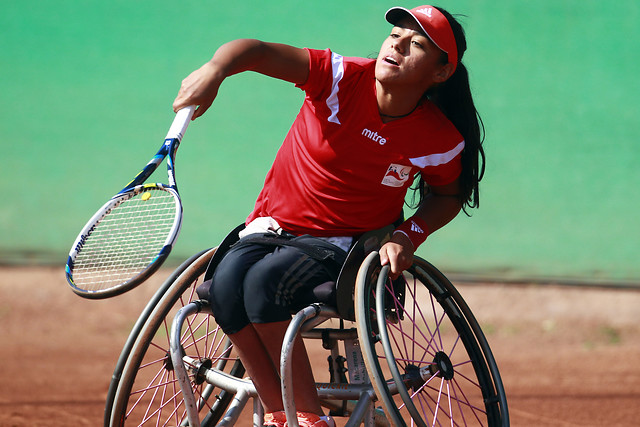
208;234;347;334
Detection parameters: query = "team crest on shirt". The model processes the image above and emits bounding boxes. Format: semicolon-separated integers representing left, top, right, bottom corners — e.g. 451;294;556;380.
382;164;412;187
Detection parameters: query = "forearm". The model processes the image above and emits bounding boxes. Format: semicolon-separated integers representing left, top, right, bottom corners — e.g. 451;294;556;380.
380;181;462;279
391;193;460;251
412;193;461;237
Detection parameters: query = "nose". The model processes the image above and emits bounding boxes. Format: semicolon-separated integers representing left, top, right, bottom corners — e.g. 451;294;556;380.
391;35;410;54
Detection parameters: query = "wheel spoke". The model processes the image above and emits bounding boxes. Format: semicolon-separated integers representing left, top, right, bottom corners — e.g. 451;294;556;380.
356;254;506;426
109;248;246;426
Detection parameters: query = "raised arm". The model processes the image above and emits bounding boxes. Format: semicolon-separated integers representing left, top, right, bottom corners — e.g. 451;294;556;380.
173;39;310;118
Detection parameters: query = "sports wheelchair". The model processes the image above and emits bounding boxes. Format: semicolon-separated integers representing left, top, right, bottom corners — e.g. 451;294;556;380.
104;224;508;426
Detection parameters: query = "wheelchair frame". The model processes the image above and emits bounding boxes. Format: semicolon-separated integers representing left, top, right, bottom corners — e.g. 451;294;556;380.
105;229;509;427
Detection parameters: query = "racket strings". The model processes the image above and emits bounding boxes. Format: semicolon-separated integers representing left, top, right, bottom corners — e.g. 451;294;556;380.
72;188;179;291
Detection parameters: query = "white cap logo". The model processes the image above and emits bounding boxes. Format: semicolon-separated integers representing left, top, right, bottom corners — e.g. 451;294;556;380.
416;7;433;17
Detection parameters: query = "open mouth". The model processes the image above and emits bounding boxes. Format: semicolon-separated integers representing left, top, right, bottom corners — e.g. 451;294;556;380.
384;56;399;66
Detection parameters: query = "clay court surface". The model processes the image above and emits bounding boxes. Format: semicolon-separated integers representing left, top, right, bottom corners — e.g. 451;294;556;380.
1;267;639;426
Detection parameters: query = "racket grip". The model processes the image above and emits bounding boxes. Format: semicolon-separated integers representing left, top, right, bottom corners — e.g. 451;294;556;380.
166;105;196;141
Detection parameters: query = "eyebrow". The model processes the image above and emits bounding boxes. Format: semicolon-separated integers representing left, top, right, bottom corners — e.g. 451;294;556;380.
393;21;428;38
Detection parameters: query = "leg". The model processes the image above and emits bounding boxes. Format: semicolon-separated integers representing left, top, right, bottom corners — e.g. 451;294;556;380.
229;244;343;425
228;320;323;415
253;320;324;415
211;238;345;425
207;243;291;416
241;246;341;416
208;242;274;333
227;324;284;413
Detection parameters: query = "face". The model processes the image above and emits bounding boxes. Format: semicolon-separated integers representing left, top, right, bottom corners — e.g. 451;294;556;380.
375;17;453;93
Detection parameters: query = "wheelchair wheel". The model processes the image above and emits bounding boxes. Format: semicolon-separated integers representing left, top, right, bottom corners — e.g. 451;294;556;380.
104;249;209;426
355;252;508;427
108;248;245;426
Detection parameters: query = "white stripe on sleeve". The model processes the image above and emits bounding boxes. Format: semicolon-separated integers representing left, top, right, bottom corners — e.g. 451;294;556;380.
409;141;465;168
326;53;344;125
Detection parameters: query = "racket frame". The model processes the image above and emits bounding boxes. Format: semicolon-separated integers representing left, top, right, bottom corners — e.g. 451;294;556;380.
66;106;195;298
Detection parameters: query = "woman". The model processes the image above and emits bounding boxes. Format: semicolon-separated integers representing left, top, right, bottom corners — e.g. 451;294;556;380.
173;5;484;427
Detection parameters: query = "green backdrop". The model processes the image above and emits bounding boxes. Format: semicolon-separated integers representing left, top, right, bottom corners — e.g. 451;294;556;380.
2;0;639;285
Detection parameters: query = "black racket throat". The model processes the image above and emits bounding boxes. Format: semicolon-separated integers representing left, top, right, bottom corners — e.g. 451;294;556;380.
123;137;180;193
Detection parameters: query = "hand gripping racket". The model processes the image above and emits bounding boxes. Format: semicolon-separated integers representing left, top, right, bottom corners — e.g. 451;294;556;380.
66;106;196;299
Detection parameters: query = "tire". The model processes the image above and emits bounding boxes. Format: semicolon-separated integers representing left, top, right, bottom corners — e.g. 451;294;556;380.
108;248;245;426
355;252;508;426
104;249;209;426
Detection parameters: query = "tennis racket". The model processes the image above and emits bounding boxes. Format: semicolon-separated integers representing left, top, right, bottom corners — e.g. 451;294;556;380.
66;105;196;299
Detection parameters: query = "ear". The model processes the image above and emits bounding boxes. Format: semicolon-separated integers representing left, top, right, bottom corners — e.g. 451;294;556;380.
433;63;455;83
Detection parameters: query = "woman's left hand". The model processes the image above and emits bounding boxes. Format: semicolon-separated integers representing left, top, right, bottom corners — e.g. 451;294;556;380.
379;233;415;280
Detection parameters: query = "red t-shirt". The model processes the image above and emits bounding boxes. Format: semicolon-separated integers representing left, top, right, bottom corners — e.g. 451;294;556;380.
247;48;464;237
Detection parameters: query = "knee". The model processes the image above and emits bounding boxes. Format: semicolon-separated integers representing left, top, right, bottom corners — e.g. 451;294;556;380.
243;263;292;324
209;269;249;334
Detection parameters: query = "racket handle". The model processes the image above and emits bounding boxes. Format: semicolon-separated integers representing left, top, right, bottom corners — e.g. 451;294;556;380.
166;105;196;141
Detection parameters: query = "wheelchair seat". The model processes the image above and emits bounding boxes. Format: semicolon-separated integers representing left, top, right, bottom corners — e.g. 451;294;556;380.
195;223;394;320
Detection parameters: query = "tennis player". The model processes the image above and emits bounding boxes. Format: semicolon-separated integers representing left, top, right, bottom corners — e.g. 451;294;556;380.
173;5;484;426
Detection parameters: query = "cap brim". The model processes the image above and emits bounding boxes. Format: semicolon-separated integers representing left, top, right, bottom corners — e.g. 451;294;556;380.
385;7;438;49
386;7;419;29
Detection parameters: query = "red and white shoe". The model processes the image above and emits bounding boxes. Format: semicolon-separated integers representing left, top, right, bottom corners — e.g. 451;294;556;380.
264;411;287;427
285;412;335;427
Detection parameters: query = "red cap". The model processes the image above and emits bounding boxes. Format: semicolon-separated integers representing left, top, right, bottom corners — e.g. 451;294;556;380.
385;5;458;71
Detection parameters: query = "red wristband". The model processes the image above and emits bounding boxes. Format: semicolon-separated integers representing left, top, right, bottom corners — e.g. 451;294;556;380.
393;216;430;249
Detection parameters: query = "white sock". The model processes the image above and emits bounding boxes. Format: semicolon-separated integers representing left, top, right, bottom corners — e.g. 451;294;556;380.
320;415;335;427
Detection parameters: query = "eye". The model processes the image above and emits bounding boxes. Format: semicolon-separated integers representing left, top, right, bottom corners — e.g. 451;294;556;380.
411;39;424;49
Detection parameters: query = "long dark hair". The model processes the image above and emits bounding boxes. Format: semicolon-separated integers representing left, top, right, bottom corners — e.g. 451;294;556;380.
413;7;485;214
